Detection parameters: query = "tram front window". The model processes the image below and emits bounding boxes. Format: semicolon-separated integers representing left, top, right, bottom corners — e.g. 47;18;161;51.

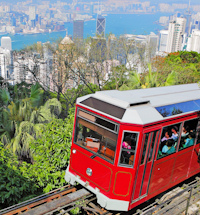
74;110;118;163
119;132;138;166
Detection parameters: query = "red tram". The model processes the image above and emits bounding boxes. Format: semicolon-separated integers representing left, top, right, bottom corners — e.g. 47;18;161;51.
65;83;200;211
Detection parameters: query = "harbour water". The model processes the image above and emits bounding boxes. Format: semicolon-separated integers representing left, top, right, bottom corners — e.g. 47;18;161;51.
1;13;170;50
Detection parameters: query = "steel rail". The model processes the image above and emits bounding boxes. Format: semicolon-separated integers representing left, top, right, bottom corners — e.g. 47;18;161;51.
1;176;200;215
0;185;76;215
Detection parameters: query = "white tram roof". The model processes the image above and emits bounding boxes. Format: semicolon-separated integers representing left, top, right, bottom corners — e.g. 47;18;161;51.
77;83;200;125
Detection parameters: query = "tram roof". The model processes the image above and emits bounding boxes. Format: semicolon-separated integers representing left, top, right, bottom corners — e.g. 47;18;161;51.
77;83;200;125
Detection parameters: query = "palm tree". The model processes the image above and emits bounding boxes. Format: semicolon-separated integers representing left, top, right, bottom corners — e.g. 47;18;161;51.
6;98;62;162
119;63;177;90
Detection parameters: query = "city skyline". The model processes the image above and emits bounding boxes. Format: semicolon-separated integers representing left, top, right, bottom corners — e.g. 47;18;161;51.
0;0;200;5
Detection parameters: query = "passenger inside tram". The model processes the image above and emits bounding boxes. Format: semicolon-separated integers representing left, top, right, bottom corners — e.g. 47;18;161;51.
162;139;176;154
161;130;172;142
181;126;189;138
183;132;195;148
121;136;132;162
179;120;197;150
171;126;179;141
120;133;137;165
158;123;181;158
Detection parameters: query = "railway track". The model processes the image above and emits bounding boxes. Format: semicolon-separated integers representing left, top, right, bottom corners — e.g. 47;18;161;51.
1;176;200;215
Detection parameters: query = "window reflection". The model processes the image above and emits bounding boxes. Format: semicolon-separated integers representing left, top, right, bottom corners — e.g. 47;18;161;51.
156;99;200;118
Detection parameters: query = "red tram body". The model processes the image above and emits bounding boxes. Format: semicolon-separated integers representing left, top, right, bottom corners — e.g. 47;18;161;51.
65;83;200;211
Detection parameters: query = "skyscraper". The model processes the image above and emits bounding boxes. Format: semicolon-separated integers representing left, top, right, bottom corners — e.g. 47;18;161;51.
147;32;159;59
73;20;84;39
11;17;16;26
1;37;12;51
186;29;200;53
184;0;192;36
29;6;36;21
0;37;13;80
96;14;106;37
159;30;169;52
166;17;186;53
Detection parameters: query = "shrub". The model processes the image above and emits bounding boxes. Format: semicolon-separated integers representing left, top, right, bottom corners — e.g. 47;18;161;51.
25;108;75;193
0;143;36;208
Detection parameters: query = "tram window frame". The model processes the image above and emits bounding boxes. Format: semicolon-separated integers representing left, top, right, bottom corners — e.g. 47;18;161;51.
148;131;159;162
196;119;200;145
157;123;182;159
74;108;119;164
140;133;150;165
118;131;139;167
178;118;198;151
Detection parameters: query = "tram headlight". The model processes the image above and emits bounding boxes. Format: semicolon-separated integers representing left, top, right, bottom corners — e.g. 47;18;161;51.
86;168;92;176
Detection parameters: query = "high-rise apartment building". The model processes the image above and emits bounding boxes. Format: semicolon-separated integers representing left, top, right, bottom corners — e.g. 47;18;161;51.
1;37;12;51
166;17;186;53
147;32;159;59
29;6;36;21
186;29;200;53
73;20;84;39
159;30;169;52
96;15;106;37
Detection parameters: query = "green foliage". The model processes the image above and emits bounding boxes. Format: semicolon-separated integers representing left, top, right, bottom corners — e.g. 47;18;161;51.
6;98;62;161
49;84;99;118
70;207;80;215
24;108;75;193
167;51;200;64
119;64;176;90
30;82;43;107
153;51;200;85
0;89;10;106
104;65;131;90
0;143;36;208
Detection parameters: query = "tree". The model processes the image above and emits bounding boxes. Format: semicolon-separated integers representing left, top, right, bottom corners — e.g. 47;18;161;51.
25;108;75;192
152;51;200;85
6;98;62;162
119;63;177;90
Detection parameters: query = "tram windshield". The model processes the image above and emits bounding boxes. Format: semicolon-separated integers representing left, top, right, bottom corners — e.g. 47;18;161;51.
74;109;118;163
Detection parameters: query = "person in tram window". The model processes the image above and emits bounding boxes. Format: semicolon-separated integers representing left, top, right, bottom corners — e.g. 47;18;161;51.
162;139;175;154
166;139;176;154
181;126;189;138
121;136;132;164
161;130;172;142
179;126;190;149
171;126;179;141
122;136;131;152
183;132;195;148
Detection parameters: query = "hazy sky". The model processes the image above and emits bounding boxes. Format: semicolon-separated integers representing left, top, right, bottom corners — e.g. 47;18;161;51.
0;0;199;4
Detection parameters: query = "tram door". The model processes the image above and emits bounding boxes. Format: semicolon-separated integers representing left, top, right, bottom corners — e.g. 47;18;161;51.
132;129;160;202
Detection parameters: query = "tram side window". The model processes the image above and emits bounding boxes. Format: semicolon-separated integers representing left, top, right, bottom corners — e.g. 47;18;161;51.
75;117;118;163
119;132;138;166
157;123;181;159
178;119;198;151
